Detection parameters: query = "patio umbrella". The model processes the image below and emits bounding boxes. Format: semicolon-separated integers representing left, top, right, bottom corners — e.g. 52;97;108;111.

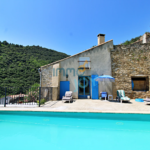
94;75;115;83
94;75;115;100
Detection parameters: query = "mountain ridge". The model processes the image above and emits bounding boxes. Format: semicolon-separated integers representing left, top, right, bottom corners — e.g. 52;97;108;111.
0;40;69;87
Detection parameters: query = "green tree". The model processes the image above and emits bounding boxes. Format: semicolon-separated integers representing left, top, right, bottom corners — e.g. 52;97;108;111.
0;40;69;95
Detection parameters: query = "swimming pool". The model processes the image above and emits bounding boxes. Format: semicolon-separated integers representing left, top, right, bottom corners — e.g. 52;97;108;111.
0;111;150;150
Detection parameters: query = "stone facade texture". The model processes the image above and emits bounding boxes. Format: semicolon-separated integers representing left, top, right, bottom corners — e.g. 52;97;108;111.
41;65;53;87
40;87;52;101
111;43;150;99
41;63;60;100
147;36;150;43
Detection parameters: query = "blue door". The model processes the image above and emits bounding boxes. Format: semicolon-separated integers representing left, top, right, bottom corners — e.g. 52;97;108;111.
60;81;70;99
78;76;91;99
91;75;99;99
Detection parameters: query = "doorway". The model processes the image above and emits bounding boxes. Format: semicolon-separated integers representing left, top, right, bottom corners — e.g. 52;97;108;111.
78;76;91;99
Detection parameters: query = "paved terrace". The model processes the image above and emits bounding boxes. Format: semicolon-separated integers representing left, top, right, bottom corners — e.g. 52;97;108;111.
0;99;150;114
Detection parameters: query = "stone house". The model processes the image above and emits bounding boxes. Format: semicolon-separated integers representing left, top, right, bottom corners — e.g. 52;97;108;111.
111;42;150;99
40;32;150;100
40;34;113;100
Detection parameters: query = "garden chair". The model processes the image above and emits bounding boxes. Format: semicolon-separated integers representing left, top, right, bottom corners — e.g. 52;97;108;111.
100;92;108;100
62;91;73;103
116;90;130;103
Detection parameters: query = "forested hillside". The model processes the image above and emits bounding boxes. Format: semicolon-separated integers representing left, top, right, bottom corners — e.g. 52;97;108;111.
0;41;69;87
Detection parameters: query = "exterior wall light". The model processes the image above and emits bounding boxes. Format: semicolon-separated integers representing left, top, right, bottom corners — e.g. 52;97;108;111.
66;74;68;79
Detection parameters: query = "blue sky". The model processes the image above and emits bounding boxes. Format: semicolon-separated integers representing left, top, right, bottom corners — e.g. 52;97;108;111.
0;0;150;55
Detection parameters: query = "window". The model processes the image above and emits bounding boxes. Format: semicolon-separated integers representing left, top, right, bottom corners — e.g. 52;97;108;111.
78;57;90;69
131;76;149;91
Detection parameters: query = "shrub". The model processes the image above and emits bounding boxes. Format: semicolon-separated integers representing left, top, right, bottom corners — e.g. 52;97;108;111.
37;98;46;105
23;83;40;102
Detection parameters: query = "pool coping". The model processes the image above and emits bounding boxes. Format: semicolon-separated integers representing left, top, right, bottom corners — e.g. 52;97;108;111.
0;108;150;114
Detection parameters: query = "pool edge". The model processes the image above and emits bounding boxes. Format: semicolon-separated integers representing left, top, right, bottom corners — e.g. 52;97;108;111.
0;108;150;114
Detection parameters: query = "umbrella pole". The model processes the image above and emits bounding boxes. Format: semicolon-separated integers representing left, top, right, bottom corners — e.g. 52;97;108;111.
104;78;106;101
103;78;106;101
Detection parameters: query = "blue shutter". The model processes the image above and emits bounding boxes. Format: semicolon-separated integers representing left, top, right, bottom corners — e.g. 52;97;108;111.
60;81;70;99
91;75;99;99
131;80;134;90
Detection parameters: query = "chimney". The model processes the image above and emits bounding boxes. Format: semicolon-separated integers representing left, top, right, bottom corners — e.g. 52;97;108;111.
97;34;105;45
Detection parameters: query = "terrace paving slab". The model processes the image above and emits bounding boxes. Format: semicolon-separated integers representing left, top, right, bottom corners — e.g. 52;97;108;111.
0;99;150;114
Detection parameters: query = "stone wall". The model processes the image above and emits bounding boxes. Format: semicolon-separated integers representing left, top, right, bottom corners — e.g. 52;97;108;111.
41;87;52;101
147;36;150;43
111;43;150;99
41;63;60;100
41;65;53;87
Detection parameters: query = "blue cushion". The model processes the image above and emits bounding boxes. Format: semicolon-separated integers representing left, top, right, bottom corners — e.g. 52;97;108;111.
101;92;107;98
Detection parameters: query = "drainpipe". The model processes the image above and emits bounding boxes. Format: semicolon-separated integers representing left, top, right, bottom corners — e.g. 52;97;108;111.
38;68;41;87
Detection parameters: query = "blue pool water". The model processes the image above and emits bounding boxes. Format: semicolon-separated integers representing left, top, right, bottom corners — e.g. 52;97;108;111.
0;111;150;150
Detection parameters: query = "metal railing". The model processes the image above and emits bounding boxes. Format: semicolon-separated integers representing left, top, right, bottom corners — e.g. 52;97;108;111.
0;87;52;107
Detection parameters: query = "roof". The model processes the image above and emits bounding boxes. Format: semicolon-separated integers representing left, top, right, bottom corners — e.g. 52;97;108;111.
8;94;27;98
41;39;113;68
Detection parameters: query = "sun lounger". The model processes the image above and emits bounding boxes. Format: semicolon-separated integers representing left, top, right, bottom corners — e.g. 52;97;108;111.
116;90;130;103
143;98;150;102
62;91;73;103
143;98;150;104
